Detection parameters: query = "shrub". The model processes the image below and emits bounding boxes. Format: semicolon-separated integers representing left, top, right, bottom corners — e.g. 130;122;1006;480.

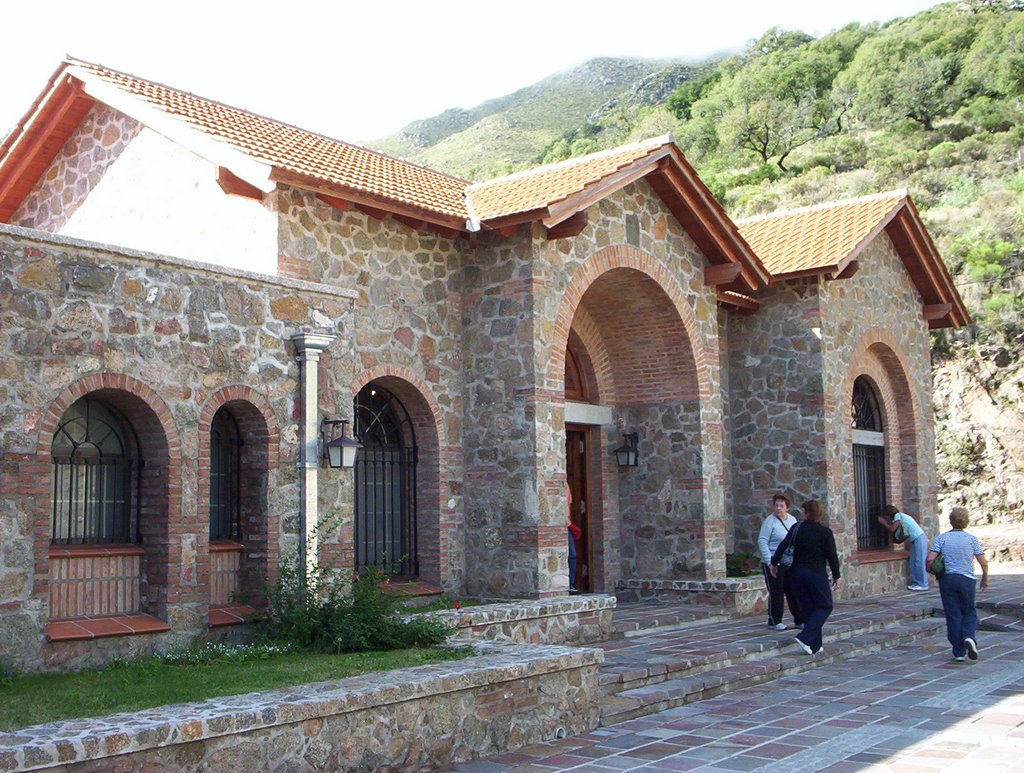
257;559;450;654
726;552;761;578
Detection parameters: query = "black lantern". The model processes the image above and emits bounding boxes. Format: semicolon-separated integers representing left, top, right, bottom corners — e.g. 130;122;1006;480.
613;432;639;467
321;418;362;469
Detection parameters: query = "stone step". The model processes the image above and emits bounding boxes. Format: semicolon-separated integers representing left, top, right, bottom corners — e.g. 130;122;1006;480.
611;601;732;638
598;603;936;698
599;616;946;726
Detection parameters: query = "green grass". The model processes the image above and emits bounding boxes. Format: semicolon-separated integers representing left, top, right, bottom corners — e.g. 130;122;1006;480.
0;646;471;731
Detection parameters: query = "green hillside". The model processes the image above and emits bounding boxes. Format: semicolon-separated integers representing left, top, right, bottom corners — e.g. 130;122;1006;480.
372;57;700;179
370;0;1024;522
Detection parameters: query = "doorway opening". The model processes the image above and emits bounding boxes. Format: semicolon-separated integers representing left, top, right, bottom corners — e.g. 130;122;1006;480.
566;425;591;593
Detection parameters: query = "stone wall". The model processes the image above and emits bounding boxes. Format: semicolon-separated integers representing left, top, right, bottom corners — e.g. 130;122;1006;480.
0;225;355;672
724;279;827;556
458;179;730;598
0;645;602;772
11;104;279;275
273;187;469;592
819;232;939;598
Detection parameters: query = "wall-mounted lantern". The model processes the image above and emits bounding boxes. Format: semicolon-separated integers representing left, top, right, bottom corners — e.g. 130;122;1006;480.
613;432;639;468
320;418;362;469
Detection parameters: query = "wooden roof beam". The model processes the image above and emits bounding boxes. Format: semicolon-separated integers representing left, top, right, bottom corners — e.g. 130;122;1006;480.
356;203;391;221
923;303;952;321
316;193;353;212
545;211;588;240
830;260;860;280
217;167;265;200
704;263;742;287
0;76;91;221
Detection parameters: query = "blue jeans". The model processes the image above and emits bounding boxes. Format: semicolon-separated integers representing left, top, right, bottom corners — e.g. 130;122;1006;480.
908;535;928;588
938;573;977;658
790;567;833;653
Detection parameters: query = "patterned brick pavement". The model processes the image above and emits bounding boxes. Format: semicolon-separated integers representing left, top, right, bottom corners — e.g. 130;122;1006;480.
453;569;1024;772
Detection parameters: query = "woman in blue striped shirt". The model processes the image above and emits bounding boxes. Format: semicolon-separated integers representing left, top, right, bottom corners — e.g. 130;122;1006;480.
927;507;989;662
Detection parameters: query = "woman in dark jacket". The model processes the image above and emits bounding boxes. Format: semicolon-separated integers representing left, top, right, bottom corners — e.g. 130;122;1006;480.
771;499;840;655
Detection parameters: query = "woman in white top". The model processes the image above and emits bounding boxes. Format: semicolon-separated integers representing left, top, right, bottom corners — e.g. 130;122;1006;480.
757;493;803;630
927;507;989;662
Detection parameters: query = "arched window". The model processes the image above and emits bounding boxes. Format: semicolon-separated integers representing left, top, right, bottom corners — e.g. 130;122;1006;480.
209;408;241;541
851;376;886;549
565;345;587;401
354;384;417;577
51;398;137;545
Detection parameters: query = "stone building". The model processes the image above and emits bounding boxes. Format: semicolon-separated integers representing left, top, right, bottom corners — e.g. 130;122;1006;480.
0;58;968;671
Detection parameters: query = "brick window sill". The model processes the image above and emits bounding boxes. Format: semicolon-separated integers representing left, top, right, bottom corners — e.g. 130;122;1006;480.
45;614;170;642
209;540;244;553
209;605;255;627
48;544;144;559
855;549;907;565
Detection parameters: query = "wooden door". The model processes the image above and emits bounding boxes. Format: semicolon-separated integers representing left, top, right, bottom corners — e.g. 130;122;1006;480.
565;425;590;592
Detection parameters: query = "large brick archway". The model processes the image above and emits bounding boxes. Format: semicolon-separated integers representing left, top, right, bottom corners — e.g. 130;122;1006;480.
550;245;718;588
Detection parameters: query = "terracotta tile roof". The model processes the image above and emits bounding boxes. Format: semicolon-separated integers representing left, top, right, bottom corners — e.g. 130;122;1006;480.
67;59;471;223
466;136;673;223
735;191;908;277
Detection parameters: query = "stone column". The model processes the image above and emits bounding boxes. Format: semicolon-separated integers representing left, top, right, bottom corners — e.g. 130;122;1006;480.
290;332;336;577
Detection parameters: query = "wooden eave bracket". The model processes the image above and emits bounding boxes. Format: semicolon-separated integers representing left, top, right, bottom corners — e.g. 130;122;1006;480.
923;303;952;322
316;193;353;212
217;167;266;200
545;210;588;240
829;260;860;280
704;262;742;287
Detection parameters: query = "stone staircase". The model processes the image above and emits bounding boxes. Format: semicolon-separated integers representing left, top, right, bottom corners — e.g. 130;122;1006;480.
596;596;948;726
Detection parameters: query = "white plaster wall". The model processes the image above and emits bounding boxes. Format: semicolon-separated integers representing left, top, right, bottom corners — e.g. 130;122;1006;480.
58;127;278;275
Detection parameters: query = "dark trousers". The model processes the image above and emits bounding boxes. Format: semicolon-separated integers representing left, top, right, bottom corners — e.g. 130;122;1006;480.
761;563;803;626
938;573;977;658
790;567;833;653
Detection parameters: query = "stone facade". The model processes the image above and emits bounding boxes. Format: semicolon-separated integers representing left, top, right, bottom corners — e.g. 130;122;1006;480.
0;89;948;672
725;232;938;599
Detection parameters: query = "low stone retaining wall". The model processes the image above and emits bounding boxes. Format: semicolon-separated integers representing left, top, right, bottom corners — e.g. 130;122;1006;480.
615;578;766;615
436;594;616;645
0;644;602;772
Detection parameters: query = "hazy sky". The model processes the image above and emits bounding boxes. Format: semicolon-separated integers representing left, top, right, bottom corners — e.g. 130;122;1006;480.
2;0;942;145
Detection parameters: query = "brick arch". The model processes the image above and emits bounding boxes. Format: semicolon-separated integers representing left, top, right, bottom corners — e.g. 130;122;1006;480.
197;386;282;611
37;373;181;459
547;244;708;402
567;306;615;405
845;327;922;520
198;385;281;470
34;373;183;622
351;366;452;587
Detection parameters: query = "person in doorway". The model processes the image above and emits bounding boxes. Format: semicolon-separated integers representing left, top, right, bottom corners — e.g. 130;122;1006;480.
771;499;840;656
566;482;582;593
757;493;802;630
877;505;929;590
928;507;989;662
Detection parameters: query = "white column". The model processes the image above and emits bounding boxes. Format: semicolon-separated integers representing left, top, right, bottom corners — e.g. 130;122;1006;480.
291;332;336;579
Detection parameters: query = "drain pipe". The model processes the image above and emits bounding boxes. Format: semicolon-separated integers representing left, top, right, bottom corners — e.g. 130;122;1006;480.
291;332;336;579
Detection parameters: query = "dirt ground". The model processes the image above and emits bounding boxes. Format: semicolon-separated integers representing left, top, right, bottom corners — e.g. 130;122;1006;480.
967;521;1024;563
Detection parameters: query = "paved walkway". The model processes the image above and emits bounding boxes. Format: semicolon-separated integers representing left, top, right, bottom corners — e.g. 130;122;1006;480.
453;570;1024;772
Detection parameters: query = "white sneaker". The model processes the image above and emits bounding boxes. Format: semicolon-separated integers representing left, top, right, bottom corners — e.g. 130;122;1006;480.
965;638;978;660
954;655;966;662
908;585;928;591
795;639;813;656
774;623;787;631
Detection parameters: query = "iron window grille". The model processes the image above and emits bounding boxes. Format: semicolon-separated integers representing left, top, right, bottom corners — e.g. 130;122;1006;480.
851;377;887;549
209;408;242;540
353;384;418;578
50;398;141;545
